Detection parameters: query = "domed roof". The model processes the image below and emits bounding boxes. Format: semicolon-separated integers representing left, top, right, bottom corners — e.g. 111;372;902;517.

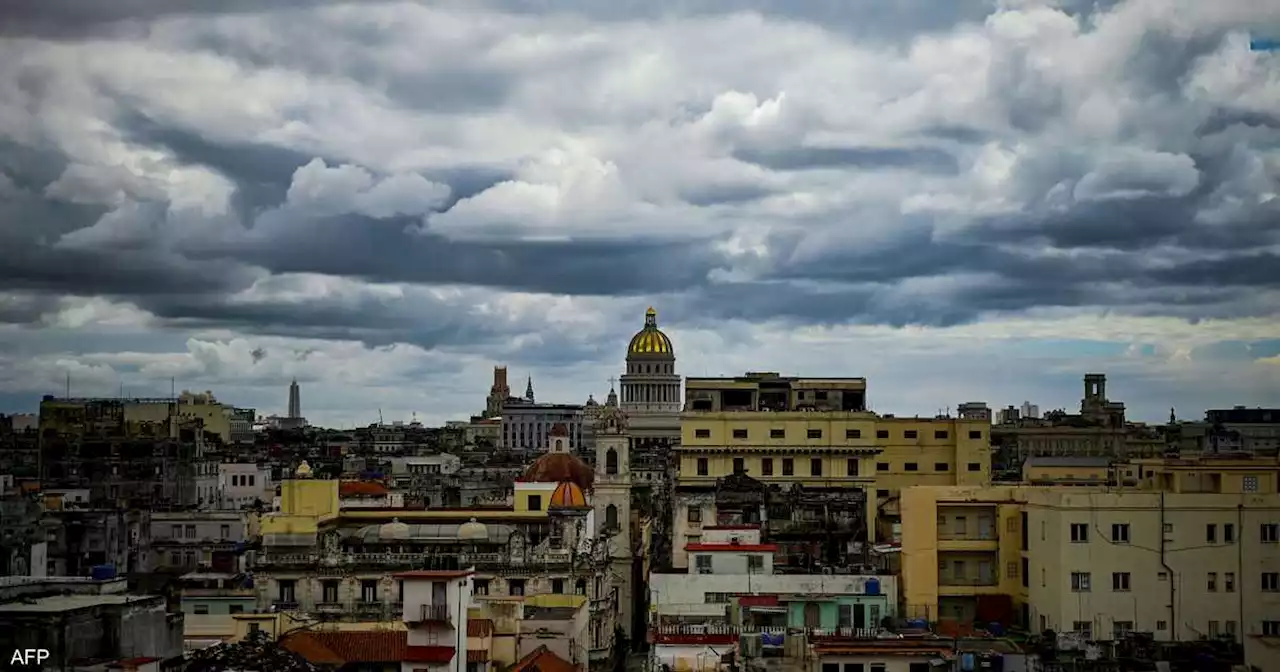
549;481;589;510
379;518;410;540
458;517;489;541
627;306;674;358
523;452;594;491
585;394;599;407
295;461;314;479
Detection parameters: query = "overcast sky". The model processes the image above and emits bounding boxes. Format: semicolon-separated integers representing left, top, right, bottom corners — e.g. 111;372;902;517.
0;0;1277;428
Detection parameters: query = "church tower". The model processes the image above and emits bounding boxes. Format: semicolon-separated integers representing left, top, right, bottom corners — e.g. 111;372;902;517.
593;404;634;640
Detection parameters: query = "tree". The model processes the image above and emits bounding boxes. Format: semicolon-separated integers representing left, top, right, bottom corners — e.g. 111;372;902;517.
185;630;320;672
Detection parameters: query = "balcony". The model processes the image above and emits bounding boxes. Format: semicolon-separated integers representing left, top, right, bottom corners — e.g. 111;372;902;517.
937;574;1000;596
272;600;300;611
316;602;344;612
936;531;999;552
409;603;453;625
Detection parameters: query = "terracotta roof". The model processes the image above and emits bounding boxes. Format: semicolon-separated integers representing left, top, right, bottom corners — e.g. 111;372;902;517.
341;480;390;497
548;423;569;437
394;569;475;580
468;650;491;663
468;618;494;637
549;481;589;509
522;452;593;490
281;630;407;664
404;645;456;663
508;645;576;672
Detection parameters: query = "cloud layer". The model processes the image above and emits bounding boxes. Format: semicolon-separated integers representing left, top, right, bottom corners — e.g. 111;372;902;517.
1;0;1277;426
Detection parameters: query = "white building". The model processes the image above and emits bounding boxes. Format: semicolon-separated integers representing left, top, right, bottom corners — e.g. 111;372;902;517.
399;569;474;672
199;463;272;510
501;401;584;452
1021;401;1040;419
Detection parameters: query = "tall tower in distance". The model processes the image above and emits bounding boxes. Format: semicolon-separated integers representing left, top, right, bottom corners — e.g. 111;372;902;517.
287;379;301;419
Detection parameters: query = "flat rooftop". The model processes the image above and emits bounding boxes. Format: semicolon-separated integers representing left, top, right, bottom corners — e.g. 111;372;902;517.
0;593;158;614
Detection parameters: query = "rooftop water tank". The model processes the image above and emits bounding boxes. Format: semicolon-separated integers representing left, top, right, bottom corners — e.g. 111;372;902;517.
91;564;117;581
864;577;881;596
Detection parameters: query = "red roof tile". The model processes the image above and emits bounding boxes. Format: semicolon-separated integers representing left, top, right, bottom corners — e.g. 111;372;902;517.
281;630;408;664
468;618;494;637
341;480;390;497
509;645;575;672
404;646;456;663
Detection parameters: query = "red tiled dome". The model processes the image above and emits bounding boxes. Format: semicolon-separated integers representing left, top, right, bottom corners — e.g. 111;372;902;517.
522;452;593;491
549;481;589;509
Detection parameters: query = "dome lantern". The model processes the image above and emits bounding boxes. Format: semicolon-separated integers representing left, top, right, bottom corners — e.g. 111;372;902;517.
626;306;674;358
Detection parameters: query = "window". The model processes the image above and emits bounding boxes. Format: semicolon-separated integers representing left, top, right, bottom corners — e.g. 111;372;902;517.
876;489;890;498
361;580;378;603
1263;621;1280;636
474;579;490;596
845;429;861;439
1244;475;1259;492
1070;523;1089;543
761;458;774;476
575;579;586;595
877;462;890;472
815;391;828;401
876;429;889;439
696;458;708;476
1007;561;1018;579
871;664;886;672
1072;621;1092;638
1111;523;1130;543
528;495;542;511
220;524;231;539
747;555;764;572
185;525;196;538
1113;622;1134;639
1156;620;1167;631
1208;572;1218;591
1263;523;1279;543
248;622;261;634
509;579;526;596
1207;524;1217;543
694;429;710;438
732;428;748;439
967;462;982;471
782;458;794;476
194;604;209;615
1263;572;1279;592
1164;523;1174;534
277;580;296;603
322;580;339;603
606;449;619;474
810;458;823;476
171;525;181;538
605;505;618;529
935;462;949;471
1208;621;1220;637
1112;572;1131;591
1225;572;1236;592
1071;572;1091;592
770;428;785;439
909;664;930;672
1226;620;1237;637
935;430;949;439
687;507;701;524
904;430;918;439
229;605;244;614
1225;523;1236;543
968;430;982;439
807;428;822;439
695;555;712;573
733;457;745;474
904;462;918;471
552;578;565;594
847;459;859;476
1021;558;1029;587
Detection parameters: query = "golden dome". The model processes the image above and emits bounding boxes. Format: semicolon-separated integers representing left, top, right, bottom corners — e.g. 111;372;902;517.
627;306;674;357
549;481;589;510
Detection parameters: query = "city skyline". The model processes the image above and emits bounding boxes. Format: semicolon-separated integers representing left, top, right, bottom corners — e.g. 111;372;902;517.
0;0;1277;428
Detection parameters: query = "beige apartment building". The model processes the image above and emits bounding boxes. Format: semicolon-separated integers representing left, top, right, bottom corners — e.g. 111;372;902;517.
900;455;1280;672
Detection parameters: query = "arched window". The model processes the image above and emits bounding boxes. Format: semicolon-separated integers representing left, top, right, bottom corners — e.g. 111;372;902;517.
605;504;618;529
606;449;618;475
555;439;564;452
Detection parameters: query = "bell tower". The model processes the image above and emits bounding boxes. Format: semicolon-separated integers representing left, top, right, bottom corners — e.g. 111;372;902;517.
592;404;634;638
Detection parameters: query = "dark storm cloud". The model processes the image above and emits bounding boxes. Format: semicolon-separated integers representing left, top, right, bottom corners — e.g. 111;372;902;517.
734;146;960;174
0;0;357;38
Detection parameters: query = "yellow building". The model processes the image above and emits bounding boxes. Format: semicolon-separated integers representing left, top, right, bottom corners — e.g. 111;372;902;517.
900;455;1280;671
674;373;991;561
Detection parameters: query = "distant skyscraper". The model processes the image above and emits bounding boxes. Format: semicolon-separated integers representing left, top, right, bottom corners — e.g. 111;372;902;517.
288;379;301;419
1020;401;1039;419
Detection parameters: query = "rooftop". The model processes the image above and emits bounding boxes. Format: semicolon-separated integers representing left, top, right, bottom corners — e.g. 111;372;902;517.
0;593;158;614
